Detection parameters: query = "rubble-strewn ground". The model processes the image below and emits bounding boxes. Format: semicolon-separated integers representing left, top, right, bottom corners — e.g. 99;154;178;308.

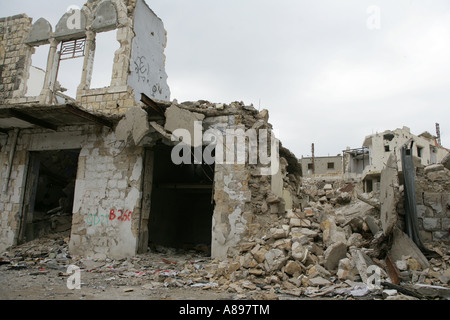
1;201;449;301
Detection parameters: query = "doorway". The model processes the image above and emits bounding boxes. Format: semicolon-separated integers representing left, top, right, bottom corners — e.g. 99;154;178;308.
145;144;215;256
19;149;80;243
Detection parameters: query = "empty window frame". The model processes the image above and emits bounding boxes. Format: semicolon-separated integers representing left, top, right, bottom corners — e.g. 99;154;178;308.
90;30;120;89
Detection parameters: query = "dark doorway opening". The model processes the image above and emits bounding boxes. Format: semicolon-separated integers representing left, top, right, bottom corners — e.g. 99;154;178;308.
19;149;80;243
147;144;215;256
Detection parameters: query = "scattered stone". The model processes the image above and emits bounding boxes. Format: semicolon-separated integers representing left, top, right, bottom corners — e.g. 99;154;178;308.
264;249;286;272
284;260;303;276
382;289;398;298
350;284;371;297
308;276;332;287
291;242;308;262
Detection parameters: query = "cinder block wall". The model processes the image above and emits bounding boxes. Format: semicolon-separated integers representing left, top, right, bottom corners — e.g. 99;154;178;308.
0;125;145;257
69;129;144;259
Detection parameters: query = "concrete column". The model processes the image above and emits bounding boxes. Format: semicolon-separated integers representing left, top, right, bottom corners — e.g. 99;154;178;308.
39;38;59;104
77;30;96;96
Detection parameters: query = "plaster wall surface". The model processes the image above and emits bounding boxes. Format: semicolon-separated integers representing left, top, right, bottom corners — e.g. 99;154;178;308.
128;0;170;102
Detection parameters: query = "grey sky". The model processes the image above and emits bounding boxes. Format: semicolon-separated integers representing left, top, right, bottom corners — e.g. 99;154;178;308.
1;0;449;159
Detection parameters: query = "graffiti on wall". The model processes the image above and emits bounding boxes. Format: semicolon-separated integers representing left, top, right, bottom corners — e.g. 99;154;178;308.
134;56;150;83
86;209;133;226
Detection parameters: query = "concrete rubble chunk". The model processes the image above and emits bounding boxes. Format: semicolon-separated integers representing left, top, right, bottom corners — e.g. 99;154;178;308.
364;216;380;235
308;276;332;287
424;163;445;174
291;242;308;262
115;106;151;145
250;244;267;264
337;258;359;281
308;264;331;278
413;284;450;299
324;242;347;271
164;104;205;147
350;247;377;284
350;284;371;297
380;153;400;236
389;227;430;270
264;249;287;272
270;228;287;240
284;260;303;276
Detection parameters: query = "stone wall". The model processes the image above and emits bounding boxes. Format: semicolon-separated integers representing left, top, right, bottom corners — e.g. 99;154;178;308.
0;14;33;104
415;164;450;242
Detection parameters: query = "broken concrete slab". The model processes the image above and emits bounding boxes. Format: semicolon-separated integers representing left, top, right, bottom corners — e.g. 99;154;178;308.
324;242;347;271
115;106;150;145
424;163;445;174
264;249;287;272
389;227;430;270
164;104;205;147
364;216;380;235
349;247;378;285
337;258;359;281
308;276;332;287
412;284;450;299
380;153;400;236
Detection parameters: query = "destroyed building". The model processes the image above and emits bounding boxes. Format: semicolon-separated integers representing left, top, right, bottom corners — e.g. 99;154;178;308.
343;126;449;193
0;0;301;261
1;0;449;301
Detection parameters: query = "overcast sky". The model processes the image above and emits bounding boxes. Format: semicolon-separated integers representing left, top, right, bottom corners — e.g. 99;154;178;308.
1;0;449;158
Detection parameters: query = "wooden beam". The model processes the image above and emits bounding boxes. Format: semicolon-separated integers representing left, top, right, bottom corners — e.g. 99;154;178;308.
9;109;58;131
140;93;165;117
65;104;114;128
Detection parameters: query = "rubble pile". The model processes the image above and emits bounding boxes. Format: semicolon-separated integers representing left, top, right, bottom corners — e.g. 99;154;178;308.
1;119;449;300
202;193;449;300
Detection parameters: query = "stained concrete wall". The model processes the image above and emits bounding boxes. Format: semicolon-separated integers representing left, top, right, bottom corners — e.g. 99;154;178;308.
300;156;343;177
128;0;170;102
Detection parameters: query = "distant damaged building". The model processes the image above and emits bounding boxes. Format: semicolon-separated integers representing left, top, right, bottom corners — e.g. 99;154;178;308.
0;0;301;260
344;126;449;192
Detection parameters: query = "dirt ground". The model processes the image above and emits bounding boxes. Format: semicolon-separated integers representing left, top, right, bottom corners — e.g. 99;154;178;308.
0;233;299;301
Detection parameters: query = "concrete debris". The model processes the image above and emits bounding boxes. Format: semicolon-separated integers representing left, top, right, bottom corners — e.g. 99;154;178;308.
441;152;450;171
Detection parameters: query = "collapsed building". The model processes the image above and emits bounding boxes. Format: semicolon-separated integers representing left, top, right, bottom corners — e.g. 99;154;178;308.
0;0;301;261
